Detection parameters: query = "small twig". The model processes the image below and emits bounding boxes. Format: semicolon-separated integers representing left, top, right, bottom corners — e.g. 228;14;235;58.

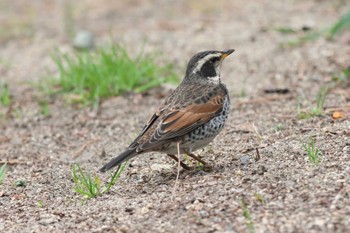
0;159;28;165
255;148;260;162
227;130;251;134
73;138;101;158
264;88;290;94
241;144;269;154
171;142;181;201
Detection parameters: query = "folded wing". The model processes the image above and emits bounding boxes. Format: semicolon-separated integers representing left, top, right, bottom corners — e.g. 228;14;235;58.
129;90;226;152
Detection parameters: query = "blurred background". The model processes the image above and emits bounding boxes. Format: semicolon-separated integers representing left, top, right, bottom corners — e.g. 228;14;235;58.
1;0;349;91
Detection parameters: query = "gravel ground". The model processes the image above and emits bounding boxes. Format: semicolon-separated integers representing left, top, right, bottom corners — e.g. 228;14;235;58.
1;0;350;232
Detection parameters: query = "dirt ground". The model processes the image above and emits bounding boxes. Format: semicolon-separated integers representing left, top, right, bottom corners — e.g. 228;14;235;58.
1;0;350;232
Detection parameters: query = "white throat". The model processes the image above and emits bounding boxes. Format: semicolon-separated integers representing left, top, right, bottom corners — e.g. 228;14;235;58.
208;76;220;84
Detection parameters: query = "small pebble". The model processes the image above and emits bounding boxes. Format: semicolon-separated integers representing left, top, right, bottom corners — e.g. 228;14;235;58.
150;163;172;171
73;30;94;50
125;207;134;213
258;165;267;175
199;210;209;217
302;25;312;31
240;155;251;166
39;218;56;226
119;225;129;233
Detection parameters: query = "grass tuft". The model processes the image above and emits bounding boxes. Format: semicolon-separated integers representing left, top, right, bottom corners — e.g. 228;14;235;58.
50;44;178;107
241;199;256;233
37;200;45;208
275;123;284;132
297;85;329;119
72;162;127;200
254;192;266;205
0;163;6;184
39;100;51;116
303;137;321;165
332;68;350;87
0;81;11;107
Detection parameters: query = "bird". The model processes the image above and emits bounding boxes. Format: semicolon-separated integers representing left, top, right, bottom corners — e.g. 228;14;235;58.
100;49;234;172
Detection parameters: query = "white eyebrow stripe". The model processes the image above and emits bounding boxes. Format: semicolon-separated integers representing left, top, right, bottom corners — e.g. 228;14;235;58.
192;53;221;73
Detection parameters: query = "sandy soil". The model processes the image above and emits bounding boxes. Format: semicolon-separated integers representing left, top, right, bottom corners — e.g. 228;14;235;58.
1;0;350;232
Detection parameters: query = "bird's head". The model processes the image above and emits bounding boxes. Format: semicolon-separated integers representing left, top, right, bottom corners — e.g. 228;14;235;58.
184;49;234;83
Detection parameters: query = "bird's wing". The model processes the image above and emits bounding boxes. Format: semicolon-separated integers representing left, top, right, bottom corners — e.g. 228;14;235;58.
130;88;226;152
129;108;163;145
159;94;225;137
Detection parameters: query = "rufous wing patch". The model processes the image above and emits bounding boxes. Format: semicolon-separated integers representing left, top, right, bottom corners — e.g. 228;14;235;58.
161;94;224;133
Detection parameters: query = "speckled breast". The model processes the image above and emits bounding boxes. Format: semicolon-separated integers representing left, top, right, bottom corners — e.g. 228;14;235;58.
183;96;230;150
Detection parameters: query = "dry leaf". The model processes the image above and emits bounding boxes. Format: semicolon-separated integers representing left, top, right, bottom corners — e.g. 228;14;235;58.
332;111;344;119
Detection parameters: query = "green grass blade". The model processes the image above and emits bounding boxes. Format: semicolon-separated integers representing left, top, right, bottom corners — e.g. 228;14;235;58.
0;163;6;184
0;81;11;107
102;161;128;194
303;137;321;165
72;162;128;200
328;11;350;39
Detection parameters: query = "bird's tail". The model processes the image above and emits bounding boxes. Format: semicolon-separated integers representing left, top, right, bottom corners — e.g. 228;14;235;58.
99;149;137;172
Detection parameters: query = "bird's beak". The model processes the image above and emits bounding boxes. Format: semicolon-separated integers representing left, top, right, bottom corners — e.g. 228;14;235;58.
220;49;235;60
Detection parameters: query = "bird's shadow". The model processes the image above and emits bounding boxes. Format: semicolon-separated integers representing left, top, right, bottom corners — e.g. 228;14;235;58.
148;163;228;183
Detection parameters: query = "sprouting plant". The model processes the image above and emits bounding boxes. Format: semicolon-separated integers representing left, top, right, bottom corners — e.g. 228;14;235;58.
254;192;266;205
275;123;284;132
37;200;44;208
196;161;204;171
0;163;6;184
332;68;350;87
0;81;11;107
72;162;127;200
303;137;321;165
314;86;329;114
39;100;51;116
241;199;256;233
297;85;329;119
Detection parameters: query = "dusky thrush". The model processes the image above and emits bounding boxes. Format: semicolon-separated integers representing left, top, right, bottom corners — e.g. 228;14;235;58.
100;49;234;172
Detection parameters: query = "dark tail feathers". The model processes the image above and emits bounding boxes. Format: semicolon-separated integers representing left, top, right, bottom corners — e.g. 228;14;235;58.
99;149;136;172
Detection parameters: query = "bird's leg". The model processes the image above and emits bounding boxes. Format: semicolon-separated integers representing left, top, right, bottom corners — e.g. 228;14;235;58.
185;152;207;165
167;154;191;170
184;150;212;171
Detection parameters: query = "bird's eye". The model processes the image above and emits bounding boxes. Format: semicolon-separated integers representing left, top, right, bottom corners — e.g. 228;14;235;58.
211;57;220;63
